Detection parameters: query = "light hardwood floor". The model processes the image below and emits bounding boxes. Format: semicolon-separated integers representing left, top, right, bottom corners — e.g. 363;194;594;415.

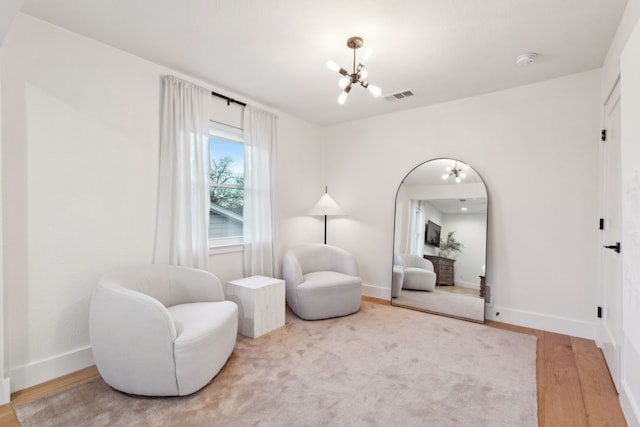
0;297;628;426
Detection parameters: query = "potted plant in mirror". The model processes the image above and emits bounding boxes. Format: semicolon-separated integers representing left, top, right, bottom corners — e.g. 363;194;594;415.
439;231;463;259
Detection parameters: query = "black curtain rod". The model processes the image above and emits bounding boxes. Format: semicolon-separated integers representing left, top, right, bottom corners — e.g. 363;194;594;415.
211;91;246;107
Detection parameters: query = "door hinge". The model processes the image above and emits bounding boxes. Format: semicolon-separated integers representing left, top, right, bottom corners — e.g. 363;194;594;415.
601;129;607;141
599;218;604;230
597;306;603;318
604;242;621;253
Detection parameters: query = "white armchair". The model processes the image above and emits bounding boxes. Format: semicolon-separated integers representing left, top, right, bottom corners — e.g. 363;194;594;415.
282;244;362;320
89;265;238;396
396;254;437;292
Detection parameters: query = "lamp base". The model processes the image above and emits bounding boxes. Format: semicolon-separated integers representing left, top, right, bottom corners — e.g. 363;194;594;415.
324;214;327;244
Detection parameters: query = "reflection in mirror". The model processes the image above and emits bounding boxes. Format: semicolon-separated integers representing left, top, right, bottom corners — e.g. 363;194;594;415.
391;159;488;323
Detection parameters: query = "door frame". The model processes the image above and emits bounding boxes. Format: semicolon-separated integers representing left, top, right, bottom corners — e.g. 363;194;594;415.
597;77;622;391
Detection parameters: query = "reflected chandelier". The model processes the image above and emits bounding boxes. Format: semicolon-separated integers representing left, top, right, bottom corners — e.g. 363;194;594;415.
326;36;382;104
442;161;468;183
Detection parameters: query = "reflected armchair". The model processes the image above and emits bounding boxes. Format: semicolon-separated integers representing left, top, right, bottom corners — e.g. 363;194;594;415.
396;254;436;292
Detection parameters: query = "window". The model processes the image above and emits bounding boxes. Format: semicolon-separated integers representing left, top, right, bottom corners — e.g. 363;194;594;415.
209;122;244;245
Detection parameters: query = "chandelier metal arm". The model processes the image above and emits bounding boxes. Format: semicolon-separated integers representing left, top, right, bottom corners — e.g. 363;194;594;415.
328;36;380;104
352;45;357;76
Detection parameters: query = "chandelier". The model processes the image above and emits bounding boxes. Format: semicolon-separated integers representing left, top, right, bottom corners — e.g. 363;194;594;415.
442;161;467;183
326;36;382;104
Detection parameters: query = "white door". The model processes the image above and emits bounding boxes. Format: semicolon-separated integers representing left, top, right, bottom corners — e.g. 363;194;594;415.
599;81;622;391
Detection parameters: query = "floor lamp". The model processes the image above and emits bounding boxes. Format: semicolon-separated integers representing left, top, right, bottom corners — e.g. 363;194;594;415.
309;187;344;244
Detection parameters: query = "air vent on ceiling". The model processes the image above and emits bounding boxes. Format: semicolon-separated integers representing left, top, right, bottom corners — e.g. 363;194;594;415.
384;90;416;101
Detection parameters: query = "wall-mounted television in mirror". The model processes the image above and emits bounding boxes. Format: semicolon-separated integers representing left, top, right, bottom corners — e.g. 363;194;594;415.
425;220;441;247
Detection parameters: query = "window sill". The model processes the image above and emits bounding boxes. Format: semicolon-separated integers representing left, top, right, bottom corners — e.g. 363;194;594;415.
208;242;247;256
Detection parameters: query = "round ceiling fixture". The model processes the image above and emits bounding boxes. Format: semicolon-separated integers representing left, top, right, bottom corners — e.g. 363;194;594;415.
515;52;537;67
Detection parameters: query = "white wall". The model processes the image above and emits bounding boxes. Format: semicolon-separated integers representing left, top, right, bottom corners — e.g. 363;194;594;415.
441;213;486;289
323;69;601;338
0;0;25;405
0;52;7;405
0;14;322;392
602;0;640;102
0;0;21;46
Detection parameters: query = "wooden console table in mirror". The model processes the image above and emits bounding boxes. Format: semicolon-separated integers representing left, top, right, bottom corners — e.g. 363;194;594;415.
423;255;455;285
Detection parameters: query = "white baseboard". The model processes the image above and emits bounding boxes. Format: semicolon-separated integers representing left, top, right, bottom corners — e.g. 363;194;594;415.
620;341;640;427
363;283;391;301
485;305;596;340
0;377;10;405
8;346;94;392
364;286;595;339
621;378;640;427
454;280;480;290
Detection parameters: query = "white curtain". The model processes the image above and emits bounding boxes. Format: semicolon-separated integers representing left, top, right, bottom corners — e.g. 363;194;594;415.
409;200;422;255
243;106;278;277
154;75;210;269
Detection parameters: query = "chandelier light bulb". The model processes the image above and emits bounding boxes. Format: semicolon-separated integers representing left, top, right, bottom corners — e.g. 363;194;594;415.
442;174;449;180
460;172;467;178
456;176;461;183
326;60;340;72
367;84;382;97
338;77;351;89
337;91;349;105
359;69;368;80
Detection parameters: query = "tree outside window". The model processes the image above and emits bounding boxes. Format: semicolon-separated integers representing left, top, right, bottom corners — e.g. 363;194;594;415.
209;136;244;241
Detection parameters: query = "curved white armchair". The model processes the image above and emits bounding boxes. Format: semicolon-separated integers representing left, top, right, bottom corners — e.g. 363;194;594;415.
396;254;437;292
282;244;362;320
89;265;238;396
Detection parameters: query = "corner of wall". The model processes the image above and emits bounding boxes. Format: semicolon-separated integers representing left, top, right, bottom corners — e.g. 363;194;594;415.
621;380;640;427
0;47;7;407
0;377;9;405
602;0;640;102
362;283;391;301
485;306;596;340
7;346;94;393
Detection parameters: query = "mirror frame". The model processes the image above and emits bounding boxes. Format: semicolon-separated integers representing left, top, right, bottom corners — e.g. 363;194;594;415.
390;158;489;323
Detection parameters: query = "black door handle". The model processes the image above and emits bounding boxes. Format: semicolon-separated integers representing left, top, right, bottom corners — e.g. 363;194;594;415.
604;242;621;253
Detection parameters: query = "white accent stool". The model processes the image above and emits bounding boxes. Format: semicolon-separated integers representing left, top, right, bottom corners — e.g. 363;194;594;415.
227;275;285;338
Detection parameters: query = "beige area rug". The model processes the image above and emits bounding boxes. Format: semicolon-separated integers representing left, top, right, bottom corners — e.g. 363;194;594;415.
394;288;485;322
15;302;537;427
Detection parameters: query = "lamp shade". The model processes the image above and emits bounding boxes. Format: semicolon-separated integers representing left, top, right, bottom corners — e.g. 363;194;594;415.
309;193;344;216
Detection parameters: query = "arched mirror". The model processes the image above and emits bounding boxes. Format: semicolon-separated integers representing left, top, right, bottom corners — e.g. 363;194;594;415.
391;158;488;323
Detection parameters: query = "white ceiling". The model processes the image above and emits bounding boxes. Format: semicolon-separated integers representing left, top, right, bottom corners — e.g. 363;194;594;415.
19;0;627;126
429;198;487;215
